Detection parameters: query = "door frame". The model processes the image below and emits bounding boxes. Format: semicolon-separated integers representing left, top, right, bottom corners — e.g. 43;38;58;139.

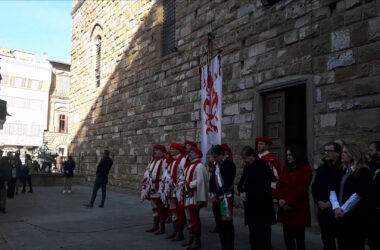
253;75;315;166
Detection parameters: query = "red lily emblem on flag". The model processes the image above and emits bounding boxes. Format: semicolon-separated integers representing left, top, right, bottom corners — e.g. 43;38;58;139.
203;71;219;135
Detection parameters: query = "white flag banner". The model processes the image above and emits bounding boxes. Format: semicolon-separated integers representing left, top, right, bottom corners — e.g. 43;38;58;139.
201;55;222;163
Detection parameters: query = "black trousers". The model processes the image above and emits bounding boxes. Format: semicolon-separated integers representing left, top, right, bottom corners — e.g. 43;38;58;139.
219;220;235;250
320;225;338;250
212;201;222;230
7;178;16;198
337;222;365;250
283;224;305;250
22;175;33;193
90;176;107;206
248;221;272;250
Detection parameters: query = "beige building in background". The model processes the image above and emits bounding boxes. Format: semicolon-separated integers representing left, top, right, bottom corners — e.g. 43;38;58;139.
0;47;71;161
0;48;52;155
44;60;71;159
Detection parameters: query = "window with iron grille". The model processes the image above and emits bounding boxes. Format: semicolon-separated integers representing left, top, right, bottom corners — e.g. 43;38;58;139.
162;0;176;56
95;36;102;87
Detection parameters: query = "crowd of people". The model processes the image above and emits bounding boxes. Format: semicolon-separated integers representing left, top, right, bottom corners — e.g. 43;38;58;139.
1;138;379;250
0;150;34;206
140;139;380;250
0;150;79;212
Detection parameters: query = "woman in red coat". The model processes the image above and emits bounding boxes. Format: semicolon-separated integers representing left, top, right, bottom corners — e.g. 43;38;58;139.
277;145;312;250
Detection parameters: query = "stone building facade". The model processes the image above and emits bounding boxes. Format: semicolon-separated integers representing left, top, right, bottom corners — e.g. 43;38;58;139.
43;60;71;160
69;0;380;190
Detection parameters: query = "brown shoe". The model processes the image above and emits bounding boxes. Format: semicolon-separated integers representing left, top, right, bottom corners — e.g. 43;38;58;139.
145;216;159;233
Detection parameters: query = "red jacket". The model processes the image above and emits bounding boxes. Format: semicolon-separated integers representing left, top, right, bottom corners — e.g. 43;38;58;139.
277;164;312;227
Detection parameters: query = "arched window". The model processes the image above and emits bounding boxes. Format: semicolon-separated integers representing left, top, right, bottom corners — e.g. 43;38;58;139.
90;24;103;88
95;36;102;87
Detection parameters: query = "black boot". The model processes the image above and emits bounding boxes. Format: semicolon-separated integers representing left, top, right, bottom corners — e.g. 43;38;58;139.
155;219;165;235
187;231;201;250
146;216;159;232
172;221;184;241
166;221;178;239
182;227;194;246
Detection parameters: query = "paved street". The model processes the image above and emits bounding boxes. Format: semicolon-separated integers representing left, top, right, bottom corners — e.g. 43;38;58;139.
0;186;323;250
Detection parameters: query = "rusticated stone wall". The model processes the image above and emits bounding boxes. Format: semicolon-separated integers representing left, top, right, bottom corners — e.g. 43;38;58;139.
69;0;380;190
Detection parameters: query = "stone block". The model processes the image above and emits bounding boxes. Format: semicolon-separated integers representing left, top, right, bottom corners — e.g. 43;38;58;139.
320;113;337;128
285;0;306;20
312;7;331;22
316;88;323;102
312;34;331;56
239;124;252;139
248;41;267;57
354;77;379;97
334;63;370;82
368;16;380;41
358;41;380;63
351;22;369;47
257;53;273;71
269;11;285;28
312;56;328;73
237;3;256;18
331;29;350;52
338;109;380;132
344;6;362;26
336;0;361;12
284;30;299;45
331;14;345;30
296;14;312;28
240;101;253;112
327;50;355;70
224;103;239;115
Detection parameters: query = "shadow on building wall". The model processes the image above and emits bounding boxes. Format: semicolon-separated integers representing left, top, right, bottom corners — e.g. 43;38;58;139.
69;1;207;190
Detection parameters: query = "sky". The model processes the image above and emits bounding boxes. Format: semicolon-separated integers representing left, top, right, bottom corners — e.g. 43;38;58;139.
0;0;73;63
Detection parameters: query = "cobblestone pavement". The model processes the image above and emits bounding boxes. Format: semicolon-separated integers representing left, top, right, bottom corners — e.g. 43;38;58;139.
0;186;323;250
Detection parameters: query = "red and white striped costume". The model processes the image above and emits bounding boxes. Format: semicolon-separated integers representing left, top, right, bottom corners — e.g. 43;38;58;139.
166;154;186;220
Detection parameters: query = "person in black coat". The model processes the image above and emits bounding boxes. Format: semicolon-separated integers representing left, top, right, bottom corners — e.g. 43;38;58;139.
365;141;380;250
237;146;276;250
63;156;76;194
329;144;372;250
84;150;113;208
311;142;343;250
210;145;236;250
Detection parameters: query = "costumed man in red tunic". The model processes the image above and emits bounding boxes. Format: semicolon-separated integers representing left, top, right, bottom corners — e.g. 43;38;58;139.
255;137;281;199
164;143;187;241
184;140;198;167
182;147;208;250
141;144;167;234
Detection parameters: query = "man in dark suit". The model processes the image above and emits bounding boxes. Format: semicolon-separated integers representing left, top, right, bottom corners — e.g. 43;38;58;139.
238;146;276;250
311;142;343;250
210;145;236;250
84;150;113;208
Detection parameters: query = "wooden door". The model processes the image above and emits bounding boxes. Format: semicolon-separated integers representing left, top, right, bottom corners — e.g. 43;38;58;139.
263;91;285;166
